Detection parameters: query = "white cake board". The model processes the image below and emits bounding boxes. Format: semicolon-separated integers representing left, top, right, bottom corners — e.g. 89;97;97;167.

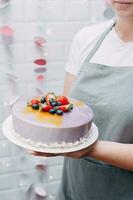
2;116;99;154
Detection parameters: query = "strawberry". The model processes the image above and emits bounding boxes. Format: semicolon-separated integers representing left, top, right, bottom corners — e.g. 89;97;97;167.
58;104;73;112
31;99;40;105
57;96;70;105
41;105;53;112
27;99;40;106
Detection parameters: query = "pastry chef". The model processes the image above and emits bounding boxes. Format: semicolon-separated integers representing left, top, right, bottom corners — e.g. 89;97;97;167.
30;0;133;199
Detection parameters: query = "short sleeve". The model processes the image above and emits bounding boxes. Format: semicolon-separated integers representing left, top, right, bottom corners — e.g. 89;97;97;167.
65;19;115;76
65;31;83;76
65;26;99;76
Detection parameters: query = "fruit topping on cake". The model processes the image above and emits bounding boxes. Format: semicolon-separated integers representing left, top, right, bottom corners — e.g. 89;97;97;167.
56;96;70;105
27;93;73;115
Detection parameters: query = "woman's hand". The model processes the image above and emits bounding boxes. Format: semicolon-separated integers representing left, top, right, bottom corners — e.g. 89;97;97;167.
28;140;133;170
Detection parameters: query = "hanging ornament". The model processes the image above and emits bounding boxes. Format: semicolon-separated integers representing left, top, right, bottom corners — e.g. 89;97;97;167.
33;0;47;96
34;184;47;198
0;26;14;45
34;59;47;66
34;163;47;199
0;0;10;9
34;36;46;48
36;75;45;81
34;67;46;73
36;164;47;172
0;26;13;36
36;75;46;95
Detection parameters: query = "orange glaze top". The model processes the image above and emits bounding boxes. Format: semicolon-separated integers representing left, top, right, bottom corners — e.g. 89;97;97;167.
23;106;63;126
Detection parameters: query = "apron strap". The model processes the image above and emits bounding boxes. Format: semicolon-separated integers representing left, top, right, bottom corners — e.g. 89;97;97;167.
84;19;116;63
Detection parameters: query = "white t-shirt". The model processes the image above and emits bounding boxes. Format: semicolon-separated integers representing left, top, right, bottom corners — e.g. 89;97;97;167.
66;19;133;76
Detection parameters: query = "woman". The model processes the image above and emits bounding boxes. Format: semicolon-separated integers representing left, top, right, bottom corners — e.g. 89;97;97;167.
31;1;133;199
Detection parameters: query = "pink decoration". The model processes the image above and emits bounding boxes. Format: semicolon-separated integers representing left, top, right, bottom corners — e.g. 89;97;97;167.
0;26;14;36
0;26;14;44
34;67;46;73
34;36;46;47
36;75;45;81
34;59;47;66
36;164;46;171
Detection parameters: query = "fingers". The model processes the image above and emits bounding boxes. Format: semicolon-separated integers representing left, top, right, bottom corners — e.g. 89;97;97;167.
28;150;60;157
27;146;91;158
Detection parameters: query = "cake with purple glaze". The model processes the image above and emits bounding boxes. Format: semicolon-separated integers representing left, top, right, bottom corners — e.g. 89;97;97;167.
11;93;94;148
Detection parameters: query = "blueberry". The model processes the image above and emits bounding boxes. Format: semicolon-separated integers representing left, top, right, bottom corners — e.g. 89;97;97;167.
51;101;57;107
56;101;62;106
40;96;46;103
49;98;55;103
69;104;73;110
32;104;39;110
56;110;63;115
49;109;56;114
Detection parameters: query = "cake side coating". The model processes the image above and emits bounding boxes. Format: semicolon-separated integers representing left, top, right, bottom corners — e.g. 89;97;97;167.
12;98;94;145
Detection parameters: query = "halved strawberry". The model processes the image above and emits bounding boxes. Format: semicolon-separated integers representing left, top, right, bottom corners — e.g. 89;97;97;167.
41;105;53;112
45;93;56;105
31;99;40;105
27;99;40;106
58;104;73;112
57;96;69;105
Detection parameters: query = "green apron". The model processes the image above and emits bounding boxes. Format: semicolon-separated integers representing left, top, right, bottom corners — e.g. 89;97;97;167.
55;20;133;200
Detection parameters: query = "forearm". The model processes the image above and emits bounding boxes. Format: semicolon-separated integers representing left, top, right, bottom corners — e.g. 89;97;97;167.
88;140;133;171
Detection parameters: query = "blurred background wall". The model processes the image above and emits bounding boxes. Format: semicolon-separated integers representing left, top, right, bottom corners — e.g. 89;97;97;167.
0;0;114;199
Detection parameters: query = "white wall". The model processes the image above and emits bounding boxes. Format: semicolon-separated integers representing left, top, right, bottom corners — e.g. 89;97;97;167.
0;0;112;199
